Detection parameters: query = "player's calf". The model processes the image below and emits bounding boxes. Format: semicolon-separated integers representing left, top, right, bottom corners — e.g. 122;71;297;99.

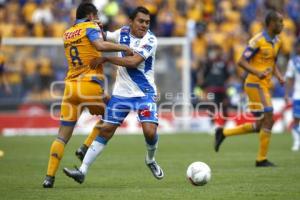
214;127;225;152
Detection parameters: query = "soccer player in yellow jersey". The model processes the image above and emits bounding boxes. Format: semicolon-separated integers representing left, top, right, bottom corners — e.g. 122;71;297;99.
42;3;132;188
214;10;285;167
0;35;11;96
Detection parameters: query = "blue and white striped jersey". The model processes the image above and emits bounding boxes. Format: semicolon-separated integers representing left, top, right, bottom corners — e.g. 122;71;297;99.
107;26;157;97
286;55;300;99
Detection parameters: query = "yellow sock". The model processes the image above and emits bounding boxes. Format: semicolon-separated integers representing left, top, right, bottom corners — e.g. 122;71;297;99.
83;125;101;147
46;139;65;177
257;128;271;161
223;123;254;136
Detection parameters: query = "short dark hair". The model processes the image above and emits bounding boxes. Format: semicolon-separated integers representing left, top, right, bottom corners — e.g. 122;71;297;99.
265;10;280;26
129;6;150;20
76;3;98;20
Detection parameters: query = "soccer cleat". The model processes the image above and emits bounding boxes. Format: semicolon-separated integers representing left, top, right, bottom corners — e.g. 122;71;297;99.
42;175;55;188
63;167;85;184
145;160;164;180
255;159;276;167
75;145;88;162
214;127;225;152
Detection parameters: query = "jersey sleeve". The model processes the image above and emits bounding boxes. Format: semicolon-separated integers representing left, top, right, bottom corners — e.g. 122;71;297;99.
242;36;260;61
106;29;120;43
285;59;295;78
135;35;157;60
86;24;103;42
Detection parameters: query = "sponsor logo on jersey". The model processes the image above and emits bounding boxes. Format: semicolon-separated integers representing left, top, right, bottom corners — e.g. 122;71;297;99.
138;51;144;56
148;37;154;43
64;29;82;40
142;44;152;52
134;40;140;47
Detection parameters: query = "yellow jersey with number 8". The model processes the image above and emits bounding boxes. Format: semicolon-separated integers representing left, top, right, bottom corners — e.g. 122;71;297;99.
63;19;104;82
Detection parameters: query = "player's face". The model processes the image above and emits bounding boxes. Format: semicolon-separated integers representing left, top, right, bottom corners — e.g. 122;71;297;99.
273;14;283;35
131;12;150;38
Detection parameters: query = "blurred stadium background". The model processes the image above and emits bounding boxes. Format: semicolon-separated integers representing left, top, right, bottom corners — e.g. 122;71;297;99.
0;0;299;135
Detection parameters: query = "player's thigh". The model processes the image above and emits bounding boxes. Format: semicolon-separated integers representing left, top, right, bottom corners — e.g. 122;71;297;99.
60;82;80;123
137;95;159;124
78;82;106;116
103;96;131;125
244;83;272;112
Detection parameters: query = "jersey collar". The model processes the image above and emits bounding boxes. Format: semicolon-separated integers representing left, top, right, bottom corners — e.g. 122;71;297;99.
74;18;89;25
263;30;279;44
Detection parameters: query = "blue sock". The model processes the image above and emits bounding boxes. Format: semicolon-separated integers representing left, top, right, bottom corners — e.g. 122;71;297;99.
95;136;108;145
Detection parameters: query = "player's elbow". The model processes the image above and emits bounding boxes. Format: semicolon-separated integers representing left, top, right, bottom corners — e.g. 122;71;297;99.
95;44;107;51
126;62;139;68
237;58;247;69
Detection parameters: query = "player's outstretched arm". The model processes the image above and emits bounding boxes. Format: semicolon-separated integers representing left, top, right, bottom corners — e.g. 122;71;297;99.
91;39;133;55
101;53;144;68
284;77;293;104
274;65;285;85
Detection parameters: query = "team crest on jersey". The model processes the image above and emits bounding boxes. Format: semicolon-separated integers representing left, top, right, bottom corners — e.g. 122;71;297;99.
148;37;154;43
262;49;271;57
134;40;140;47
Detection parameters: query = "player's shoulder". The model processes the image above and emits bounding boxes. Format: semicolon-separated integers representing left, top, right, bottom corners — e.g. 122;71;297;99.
144;30;157;44
248;32;264;46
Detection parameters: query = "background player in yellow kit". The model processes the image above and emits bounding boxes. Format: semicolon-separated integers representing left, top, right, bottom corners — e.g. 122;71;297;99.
0;34;11;158
214;10;285;167
42;2;132;188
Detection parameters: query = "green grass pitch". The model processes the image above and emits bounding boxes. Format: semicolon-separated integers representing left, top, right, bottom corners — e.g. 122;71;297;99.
0;133;300;200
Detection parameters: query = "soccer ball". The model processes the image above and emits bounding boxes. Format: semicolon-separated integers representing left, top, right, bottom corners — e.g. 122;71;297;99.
186;161;211;186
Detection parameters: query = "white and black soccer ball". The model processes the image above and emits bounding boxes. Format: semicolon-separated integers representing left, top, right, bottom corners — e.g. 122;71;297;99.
186;161;211;186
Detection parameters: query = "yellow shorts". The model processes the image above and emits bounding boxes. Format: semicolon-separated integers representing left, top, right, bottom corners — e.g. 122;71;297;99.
60;81;106;126
244;83;273;113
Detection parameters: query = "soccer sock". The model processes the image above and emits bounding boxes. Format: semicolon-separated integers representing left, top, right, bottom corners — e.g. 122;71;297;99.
257;128;271;161
223;123;255;136
46;138;65;177
83;125;100;147
292;125;300;147
80;136;107;175
145;134;158;164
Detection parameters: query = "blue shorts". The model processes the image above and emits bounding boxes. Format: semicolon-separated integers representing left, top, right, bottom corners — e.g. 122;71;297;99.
103;95;158;125
293;100;300;118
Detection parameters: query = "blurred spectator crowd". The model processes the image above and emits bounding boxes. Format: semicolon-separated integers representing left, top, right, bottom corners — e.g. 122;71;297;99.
0;0;300;111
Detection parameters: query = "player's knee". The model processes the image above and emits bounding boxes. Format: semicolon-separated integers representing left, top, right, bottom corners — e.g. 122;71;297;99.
264;117;274;129
99;124;116;141
57;126;74;143
254;122;261;132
